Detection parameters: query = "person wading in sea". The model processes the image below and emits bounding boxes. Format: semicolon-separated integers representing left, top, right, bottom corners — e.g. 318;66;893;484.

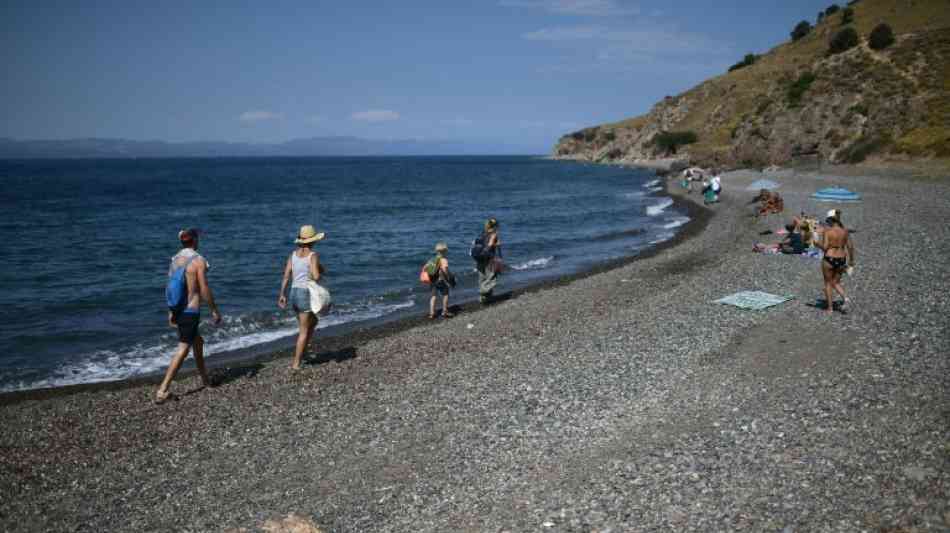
156;229;222;404
816;214;855;314
476;218;502;304
278;225;325;370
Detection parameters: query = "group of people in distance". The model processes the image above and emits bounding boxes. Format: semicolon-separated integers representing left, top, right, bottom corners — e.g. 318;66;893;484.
155;218;504;403
681;167;722;204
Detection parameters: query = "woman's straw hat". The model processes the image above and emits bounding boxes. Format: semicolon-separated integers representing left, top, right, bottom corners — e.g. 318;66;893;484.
295;225;326;244
434;242;448;253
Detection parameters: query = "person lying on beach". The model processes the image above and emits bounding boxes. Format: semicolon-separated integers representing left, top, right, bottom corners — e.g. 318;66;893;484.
754;191;783;217
278;225;325;370
427;242;455;319
816;215;855;314
156;229;222;404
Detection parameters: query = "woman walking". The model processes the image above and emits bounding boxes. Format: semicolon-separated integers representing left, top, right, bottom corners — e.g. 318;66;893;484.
476;218;502;304
278;225;325;369
816;214;855;314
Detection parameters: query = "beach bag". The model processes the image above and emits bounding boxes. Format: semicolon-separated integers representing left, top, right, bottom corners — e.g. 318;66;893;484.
470;234;491;261
420;256;440;284
166;255;197;312
307;280;332;316
419;266;431;284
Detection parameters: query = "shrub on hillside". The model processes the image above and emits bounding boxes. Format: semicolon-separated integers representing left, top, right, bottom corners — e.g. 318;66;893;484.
653;131;698;155
728;53;757;72
791;21;812;41
869;23;895;50
787;72;817;106
828;27;860;55
841;7;854;25
824;4;840;16
842;134;889;163
569;127;599;142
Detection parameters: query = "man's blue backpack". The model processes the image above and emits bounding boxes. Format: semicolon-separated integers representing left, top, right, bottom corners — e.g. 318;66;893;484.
166;255;197;312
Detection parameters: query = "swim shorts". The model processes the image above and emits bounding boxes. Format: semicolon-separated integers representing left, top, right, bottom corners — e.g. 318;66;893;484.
431;280;450;297
175;311;201;344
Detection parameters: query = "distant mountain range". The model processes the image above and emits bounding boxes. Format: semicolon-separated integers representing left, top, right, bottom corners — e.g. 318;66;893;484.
0;136;538;158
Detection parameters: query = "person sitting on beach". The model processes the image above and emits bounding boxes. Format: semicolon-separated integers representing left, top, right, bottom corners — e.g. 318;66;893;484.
427;242;455;319
278;225;325;370
793;215;816;247
752;222;805;255
816;214;855;314
779;222;805;254
156;229;222;404
476;218;502;304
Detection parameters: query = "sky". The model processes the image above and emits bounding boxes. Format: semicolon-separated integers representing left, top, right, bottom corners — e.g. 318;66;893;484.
1;0;833;153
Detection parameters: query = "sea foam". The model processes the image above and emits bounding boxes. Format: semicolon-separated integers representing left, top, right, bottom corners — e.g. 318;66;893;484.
662;217;691;229
646;198;674;216
511;256;554;271
2;297;417;392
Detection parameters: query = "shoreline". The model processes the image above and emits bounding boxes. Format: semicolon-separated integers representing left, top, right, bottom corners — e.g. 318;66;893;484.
0;180;712;405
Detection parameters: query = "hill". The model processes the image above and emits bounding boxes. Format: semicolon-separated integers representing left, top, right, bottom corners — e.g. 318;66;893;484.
552;0;950;168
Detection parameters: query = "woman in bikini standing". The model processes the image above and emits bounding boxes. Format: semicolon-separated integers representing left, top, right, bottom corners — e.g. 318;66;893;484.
816;215;855;314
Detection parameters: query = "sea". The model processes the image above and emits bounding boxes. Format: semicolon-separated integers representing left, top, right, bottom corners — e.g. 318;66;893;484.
0;156;689;392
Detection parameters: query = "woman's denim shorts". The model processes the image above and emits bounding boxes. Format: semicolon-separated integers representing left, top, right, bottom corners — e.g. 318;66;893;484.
290;287;311;314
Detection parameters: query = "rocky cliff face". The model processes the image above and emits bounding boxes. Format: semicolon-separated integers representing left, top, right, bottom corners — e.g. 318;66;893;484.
553;0;950;168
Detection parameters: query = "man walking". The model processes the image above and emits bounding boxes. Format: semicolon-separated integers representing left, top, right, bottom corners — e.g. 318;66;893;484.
156;228;222;403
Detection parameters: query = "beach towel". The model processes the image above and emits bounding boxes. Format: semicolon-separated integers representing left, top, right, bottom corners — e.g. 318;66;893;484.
714;291;792;310
747;179;780;191
812;186;861;202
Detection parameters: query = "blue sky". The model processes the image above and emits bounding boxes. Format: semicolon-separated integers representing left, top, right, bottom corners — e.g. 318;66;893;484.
2;0;832;153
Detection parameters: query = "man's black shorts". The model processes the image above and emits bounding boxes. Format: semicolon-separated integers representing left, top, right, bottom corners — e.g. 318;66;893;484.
175;312;201;344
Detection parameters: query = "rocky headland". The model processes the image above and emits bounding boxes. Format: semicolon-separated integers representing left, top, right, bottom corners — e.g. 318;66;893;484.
552;0;950;169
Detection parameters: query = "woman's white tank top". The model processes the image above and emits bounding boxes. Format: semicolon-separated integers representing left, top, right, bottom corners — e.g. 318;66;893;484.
291;252;313;289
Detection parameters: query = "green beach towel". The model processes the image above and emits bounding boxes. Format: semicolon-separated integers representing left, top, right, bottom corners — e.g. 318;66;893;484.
714;291;792;310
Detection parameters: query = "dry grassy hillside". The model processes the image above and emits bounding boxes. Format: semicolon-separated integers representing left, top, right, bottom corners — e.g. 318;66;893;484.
553;0;950;168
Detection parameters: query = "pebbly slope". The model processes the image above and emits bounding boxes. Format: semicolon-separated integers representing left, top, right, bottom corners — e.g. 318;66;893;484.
1;167;948;532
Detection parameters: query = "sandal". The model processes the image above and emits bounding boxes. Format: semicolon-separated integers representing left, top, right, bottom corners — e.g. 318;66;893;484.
154;389;174;404
441;312;455;318
427;314;436;320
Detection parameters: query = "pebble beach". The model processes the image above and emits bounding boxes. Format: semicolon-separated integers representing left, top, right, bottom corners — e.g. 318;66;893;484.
1;165;948;532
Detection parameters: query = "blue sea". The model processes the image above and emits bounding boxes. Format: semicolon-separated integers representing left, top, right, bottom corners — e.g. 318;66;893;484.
0;156;688;391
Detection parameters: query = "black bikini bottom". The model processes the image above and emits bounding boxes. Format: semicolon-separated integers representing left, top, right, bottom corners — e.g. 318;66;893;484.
824;256;847;270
